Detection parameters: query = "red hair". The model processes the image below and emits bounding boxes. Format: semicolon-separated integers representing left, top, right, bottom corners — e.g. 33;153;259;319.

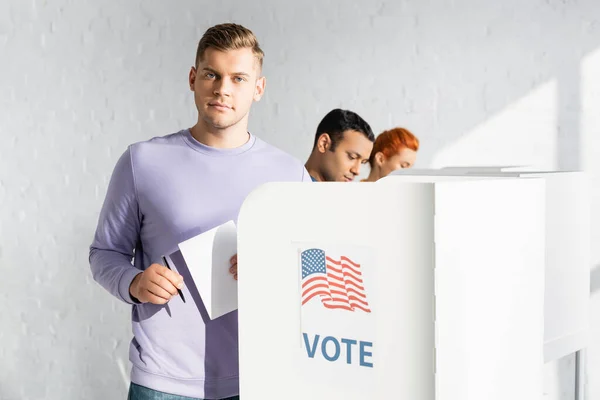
369;127;419;165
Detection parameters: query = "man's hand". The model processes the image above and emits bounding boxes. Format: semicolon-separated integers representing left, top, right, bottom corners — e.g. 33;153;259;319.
229;254;238;280
129;263;184;304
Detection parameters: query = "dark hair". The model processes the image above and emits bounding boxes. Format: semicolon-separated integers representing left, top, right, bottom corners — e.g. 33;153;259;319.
313;109;375;151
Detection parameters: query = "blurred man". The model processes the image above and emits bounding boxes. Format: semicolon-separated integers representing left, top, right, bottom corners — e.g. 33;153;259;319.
304;108;375;182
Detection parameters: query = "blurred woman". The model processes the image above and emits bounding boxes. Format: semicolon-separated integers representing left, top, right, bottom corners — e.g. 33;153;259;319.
362;127;419;182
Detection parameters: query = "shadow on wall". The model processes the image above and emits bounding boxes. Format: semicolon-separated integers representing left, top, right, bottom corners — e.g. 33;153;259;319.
246;1;600;172
590;265;600;294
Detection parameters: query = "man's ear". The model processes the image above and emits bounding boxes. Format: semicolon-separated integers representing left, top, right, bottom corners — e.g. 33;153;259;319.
189;67;197;91
253;76;266;101
316;133;332;153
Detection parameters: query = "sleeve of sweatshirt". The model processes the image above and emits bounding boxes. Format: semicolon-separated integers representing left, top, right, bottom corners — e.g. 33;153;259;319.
89;146;143;305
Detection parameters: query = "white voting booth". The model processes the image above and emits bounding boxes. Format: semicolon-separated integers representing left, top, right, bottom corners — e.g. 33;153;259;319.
417;167;590;363
235;176;549;400
465;168;589;363
385;167;590;399
439;167;590;400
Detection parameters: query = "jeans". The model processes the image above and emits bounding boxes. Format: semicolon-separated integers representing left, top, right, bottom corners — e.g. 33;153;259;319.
128;383;240;400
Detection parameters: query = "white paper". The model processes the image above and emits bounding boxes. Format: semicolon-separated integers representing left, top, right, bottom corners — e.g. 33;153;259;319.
178;220;238;320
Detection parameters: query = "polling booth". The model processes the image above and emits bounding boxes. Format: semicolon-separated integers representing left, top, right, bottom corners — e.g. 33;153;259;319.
389;168;591;361
445;169;590;363
385;168;591;400
234;177;548;400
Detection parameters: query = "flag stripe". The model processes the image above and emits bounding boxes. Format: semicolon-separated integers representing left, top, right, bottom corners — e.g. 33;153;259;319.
347;287;368;299
327;280;346;290
327;256;361;272
302;275;328;287
322;297;348;303
301;282;328;298
349;304;371;313
326;262;363;279
302;291;328;305
327;256;359;267
326;263;362;278
347;295;370;306
326;270;364;287
326;268;363;283
326;264;364;284
322;303;354;311
345;280;366;291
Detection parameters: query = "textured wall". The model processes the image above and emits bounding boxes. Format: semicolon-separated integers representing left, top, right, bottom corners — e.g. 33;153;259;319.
1;1;599;399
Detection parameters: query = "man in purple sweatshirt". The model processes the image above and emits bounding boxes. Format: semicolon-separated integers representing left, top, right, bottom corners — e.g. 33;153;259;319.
89;23;312;400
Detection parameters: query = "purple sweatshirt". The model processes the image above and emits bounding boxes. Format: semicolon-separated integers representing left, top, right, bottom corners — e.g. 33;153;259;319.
89;129;312;398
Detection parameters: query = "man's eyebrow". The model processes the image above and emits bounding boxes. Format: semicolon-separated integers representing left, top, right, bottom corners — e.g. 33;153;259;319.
202;67;250;77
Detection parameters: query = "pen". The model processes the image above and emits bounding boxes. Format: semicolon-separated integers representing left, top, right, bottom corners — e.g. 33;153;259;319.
162;255;186;303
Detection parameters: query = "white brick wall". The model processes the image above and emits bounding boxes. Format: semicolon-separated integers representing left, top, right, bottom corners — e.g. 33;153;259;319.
0;1;598;399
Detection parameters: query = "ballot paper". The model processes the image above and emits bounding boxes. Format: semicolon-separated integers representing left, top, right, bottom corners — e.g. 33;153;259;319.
178;220;238;320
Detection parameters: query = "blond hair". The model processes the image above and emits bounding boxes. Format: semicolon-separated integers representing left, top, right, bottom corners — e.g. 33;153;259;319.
195;23;264;70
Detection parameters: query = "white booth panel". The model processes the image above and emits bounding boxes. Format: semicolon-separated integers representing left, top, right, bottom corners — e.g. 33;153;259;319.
387;169;591;362
237;183;436;400
434;179;545;400
237;179;546;400
462;170;590;362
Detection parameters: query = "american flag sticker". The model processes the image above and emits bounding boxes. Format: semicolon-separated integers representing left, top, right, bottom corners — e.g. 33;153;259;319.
300;248;372;313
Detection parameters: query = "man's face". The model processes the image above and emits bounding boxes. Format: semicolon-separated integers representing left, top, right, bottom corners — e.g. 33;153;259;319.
189;47;265;130
318;130;373;182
